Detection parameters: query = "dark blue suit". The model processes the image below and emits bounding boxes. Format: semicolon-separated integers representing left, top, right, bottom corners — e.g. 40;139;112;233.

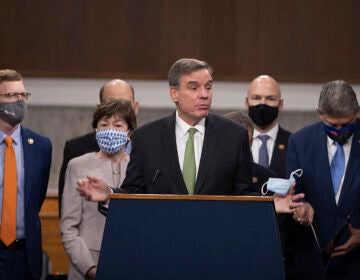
0;126;52;279
287;119;360;279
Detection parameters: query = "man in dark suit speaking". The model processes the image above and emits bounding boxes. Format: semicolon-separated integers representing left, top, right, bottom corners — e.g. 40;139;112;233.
77;58;255;201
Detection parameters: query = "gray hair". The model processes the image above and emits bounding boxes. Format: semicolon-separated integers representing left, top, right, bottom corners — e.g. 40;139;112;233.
224;111;254;133
168;58;213;89
317;80;359;116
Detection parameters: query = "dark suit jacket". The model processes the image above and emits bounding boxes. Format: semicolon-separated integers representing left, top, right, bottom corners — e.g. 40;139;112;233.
58;132;99;216
251;162;278;194
21;126;52;279
117;112;254;195
269;126;291;178
287;119;360;279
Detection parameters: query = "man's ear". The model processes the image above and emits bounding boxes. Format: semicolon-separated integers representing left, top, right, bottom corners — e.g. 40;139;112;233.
279;98;284;111
244;97;249;109
316;107;323;120
133;102;140;115
170;87;178;103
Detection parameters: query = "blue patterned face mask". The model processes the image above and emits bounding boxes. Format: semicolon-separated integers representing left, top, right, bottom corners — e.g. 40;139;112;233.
323;122;355;144
261;169;303;195
95;129;128;155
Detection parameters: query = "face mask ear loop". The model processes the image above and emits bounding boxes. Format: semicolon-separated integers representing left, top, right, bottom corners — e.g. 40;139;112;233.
261;181;268;196
291;168;303;179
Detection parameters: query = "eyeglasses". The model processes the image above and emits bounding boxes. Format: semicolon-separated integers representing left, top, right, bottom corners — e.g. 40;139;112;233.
0;92;31;100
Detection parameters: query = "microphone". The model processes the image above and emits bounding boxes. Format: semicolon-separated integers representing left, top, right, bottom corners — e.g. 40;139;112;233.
152;169;161;183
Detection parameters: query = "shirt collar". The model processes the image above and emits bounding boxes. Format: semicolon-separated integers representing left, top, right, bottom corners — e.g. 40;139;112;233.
253;123;279;140
327;134;353;147
0;125;21;145
175;111;206;137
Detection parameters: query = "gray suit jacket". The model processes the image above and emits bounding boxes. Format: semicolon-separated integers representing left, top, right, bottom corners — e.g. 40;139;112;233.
60;152;128;279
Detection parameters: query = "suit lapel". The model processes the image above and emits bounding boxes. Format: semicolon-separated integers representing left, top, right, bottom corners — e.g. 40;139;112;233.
338;119;360;207
20;126;33;209
195;115;217;193
161;114;188;193
270;127;287;174
314;123;338;208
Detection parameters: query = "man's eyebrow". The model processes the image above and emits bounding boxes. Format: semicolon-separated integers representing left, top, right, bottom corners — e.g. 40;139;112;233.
186;81;200;86
185;79;213;86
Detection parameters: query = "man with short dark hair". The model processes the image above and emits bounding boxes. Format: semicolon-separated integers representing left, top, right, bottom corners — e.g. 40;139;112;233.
0;69;52;280
288;80;360;279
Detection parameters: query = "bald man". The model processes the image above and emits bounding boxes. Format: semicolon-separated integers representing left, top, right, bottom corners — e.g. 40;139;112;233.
245;75;295;278
245;75;290;178
58;79;139;216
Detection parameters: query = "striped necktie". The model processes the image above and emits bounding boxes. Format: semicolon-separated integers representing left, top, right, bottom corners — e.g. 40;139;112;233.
330;142;345;195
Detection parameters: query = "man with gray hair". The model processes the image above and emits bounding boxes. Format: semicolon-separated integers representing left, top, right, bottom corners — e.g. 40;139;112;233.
287;80;360;279
77;58;254;200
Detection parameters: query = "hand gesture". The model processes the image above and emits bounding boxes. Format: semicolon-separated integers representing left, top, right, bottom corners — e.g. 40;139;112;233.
331;224;360;257
292;202;314;226
274;183;305;213
76;175;111;202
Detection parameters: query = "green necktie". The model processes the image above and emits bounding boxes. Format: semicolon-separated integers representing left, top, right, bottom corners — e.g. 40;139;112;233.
183;128;197;194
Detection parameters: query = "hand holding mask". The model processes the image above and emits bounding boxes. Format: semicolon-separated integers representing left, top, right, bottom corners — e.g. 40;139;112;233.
261;169;303;195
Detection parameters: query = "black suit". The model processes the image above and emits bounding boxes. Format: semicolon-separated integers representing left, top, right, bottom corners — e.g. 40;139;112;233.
117;112;254;195
269;126;291;178
251;162;278;194
58;132;99;216
269;126;296;279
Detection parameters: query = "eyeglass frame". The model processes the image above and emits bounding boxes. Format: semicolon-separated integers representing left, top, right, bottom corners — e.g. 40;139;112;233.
0;92;31;100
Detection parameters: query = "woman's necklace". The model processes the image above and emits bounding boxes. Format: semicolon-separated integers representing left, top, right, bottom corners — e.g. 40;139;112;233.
111;161;121;188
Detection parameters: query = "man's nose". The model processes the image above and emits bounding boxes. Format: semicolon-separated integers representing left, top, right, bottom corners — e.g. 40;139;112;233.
199;87;210;98
16;93;25;101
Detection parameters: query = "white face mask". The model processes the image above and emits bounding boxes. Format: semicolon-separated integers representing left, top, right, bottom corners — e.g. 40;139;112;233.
261;169;303;195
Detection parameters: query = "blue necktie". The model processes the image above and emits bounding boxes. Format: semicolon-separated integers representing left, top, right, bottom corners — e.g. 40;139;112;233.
330;142;345;195
258;135;270;167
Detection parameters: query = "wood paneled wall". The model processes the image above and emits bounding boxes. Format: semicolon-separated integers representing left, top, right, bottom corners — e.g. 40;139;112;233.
0;1;359;83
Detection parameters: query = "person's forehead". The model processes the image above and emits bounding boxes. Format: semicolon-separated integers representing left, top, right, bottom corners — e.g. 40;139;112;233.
322;113;355;125
249;78;280;96
100;114;126;122
179;69;212;84
0;80;25;93
103;84;133;101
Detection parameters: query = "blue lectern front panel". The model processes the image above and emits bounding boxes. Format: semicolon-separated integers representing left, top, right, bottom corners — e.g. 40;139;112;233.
97;198;284;280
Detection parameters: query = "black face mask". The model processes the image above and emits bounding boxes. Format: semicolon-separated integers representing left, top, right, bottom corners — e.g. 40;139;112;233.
248;104;279;128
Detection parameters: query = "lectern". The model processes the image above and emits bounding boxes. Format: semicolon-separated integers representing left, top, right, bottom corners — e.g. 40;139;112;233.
97;194;284;280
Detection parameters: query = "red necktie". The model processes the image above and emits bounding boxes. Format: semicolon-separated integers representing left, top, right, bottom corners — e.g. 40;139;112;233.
0;136;17;246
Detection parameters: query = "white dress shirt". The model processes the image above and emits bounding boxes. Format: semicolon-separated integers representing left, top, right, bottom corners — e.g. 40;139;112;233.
175;112;205;178
252;124;279;164
327;136;352;204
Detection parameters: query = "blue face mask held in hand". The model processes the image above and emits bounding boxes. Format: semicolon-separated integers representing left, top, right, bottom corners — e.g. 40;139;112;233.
261;169;303;195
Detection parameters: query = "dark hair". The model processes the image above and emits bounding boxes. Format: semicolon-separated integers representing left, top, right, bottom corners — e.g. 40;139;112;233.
318;80;359;117
99;80;135;103
0;69;23;83
92;99;137;133
168;58;213;89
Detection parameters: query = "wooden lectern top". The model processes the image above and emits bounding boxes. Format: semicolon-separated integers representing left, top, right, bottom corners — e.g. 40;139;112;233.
109;193;273;202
